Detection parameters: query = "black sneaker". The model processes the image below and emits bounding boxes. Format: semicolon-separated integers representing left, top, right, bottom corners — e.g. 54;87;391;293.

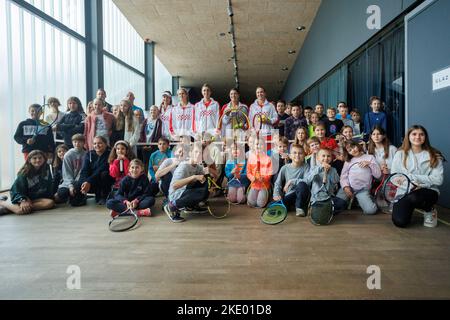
96;198;106;205
194;204;208;212
164;204;185;223
182;206;208;214
172;214;185;223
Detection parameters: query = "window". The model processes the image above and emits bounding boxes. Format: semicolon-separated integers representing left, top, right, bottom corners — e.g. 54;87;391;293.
104;56;145;109
0;0;86;190
102;0;145;109
24;0;85;35
154;56;172;106
103;0;144;73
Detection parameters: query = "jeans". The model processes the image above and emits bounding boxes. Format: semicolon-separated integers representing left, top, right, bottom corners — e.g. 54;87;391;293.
175;181;209;209
283;182;311;210
337;188;378;215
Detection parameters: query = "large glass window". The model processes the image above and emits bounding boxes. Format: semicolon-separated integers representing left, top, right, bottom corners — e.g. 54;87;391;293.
24;0;85;36
103;0;144;73
0;0;86;190
104;56;145;108
154;56;172;106
102;0;145;109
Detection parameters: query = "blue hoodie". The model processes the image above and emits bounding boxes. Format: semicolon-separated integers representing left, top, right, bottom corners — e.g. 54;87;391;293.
364;111;387;133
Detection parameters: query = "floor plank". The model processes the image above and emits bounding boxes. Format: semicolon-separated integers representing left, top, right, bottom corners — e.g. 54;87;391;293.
0;196;449;300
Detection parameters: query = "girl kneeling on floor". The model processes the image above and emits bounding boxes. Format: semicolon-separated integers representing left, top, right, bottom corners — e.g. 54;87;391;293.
391;125;444;228
0;150;55;215
336;140;381;215
106;159;155;218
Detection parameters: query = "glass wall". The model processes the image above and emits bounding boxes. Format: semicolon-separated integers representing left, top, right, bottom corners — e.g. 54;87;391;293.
154;55;173;106
104;56;145;108
0;0;86;190
24;0;85;36
102;0;145;108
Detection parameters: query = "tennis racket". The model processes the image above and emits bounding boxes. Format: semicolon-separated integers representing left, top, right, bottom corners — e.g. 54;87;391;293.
308;170;334;226
252;113;263;137
346;161;373;210
31;97;58;139
218;106;250;138
373;173;391;213
203;163;230;219
109;208;139;232
261;200;287;225
383;173;419;204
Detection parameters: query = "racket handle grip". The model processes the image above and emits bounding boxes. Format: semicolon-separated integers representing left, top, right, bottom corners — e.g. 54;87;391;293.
119;159;124;173
322;171;328;185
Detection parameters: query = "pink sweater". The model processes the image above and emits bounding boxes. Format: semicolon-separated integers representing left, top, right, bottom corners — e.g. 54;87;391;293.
340;154;381;191
84;111;115;150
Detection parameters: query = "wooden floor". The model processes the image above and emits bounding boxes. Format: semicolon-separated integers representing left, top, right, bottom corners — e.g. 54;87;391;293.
1;194;450;300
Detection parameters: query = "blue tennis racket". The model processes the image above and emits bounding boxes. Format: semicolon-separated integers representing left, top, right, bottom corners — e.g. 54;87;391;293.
261;200;287;225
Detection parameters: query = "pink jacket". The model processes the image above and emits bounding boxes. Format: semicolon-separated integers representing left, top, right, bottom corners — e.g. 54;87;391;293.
84;111;115;150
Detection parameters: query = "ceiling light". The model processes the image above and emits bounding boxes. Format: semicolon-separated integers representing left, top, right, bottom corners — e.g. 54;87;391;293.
219;32;226;37
227;6;233;17
229;24;234;34
296;26;306;31
288;50;296;54
231;39;236;48
282;67;289;71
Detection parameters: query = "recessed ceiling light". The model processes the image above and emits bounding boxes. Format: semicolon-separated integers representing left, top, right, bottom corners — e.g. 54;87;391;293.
288;50;296;54
219;32;226;37
282;67;289;71
296;26;306;31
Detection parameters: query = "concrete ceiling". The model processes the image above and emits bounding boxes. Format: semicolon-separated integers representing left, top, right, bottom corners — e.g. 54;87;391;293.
113;0;321;103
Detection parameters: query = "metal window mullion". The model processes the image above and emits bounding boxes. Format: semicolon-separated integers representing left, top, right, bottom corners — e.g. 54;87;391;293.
10;0;85;42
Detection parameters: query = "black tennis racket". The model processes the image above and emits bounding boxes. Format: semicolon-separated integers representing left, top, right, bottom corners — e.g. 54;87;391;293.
308;170;334;226
383;173;419;204
109;208;139;232
261;200;287;225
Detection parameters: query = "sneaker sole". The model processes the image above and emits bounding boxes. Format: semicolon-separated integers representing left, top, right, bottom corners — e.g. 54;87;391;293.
164;205;175;221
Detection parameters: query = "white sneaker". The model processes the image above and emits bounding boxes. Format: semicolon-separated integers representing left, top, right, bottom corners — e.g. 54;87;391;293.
296;208;306;217
424;209;438;228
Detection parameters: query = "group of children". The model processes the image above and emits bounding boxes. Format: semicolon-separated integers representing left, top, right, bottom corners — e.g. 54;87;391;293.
0;86;444;229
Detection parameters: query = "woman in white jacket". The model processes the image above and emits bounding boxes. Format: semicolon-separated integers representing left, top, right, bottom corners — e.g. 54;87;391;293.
391;125;444;228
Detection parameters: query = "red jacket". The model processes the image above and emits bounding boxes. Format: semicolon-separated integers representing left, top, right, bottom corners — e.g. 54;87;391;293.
109;158;130;188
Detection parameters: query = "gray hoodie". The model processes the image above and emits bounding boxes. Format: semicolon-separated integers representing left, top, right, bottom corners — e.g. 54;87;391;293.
59;148;87;189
